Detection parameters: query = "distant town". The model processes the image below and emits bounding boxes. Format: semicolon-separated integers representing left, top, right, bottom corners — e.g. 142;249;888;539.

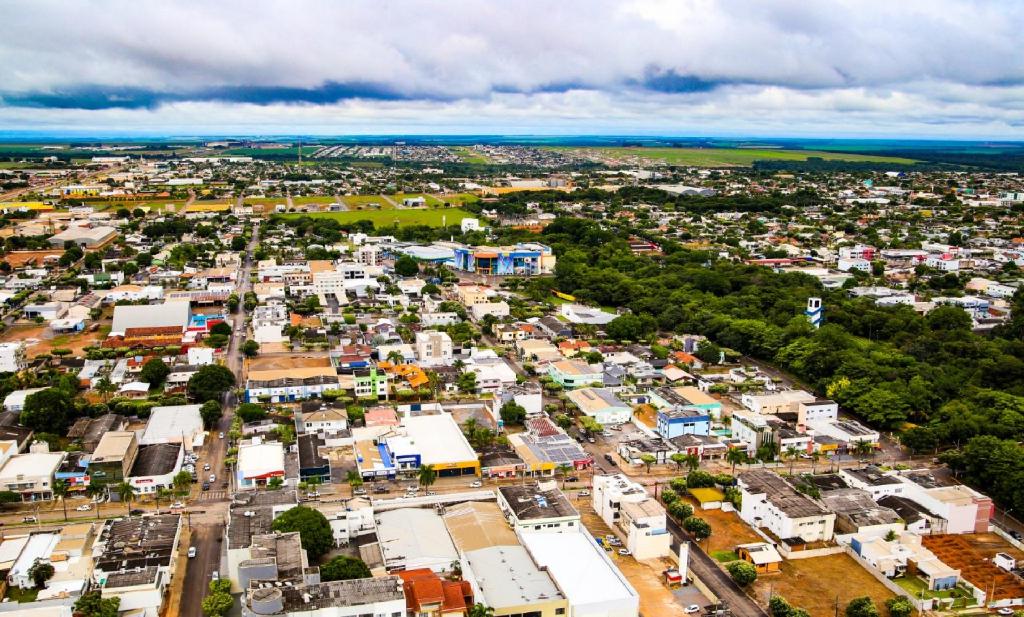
0;139;1021;617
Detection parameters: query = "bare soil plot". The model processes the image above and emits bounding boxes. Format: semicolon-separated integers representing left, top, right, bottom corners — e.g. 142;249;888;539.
922;533;1024;601
247;354;331;371
678;496;762;553
750;553;896;615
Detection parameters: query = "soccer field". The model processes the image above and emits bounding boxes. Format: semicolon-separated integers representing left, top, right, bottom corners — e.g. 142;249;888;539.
278;207;476;227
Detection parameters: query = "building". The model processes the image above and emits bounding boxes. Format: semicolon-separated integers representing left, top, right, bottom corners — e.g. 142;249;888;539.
496;484;581;533
139;404;204;451
129;443;184;495
90;431;139;487
651;389;712;438
452;243;556;276
547;360;603;389
820;488;904;539
896;470;992;534
243;575;407;617
736;542;783;574
376;508;460;573
650;386;723;420
416;330;453;366
49;225;117;249
592;474;671;560
397;568;474;617
236;438;286;490
245;367;343;403
741;389;816;416
93;514;181;616
0;447;66;500
737;469;836;543
567;387;633;426
0;342;27;373
351;368;388;400
839;466;906;500
3;387;45;413
850;533;960;590
519;530;640;617
109;301;191;337
376;412;480;478
461;543;568;617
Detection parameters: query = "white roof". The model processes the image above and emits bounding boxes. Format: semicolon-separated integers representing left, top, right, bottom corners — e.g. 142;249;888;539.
110;301;190;336
465;545;563;609
519;530;638;607
237;441;285;478
400;413;477;465
140;404;203;445
10;533;59;581
3;387;46;408
376;508;458;568
0;451;65;479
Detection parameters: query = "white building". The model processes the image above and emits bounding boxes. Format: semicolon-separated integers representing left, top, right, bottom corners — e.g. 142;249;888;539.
592;474;671;560
0;342;27;373
0;447;67;501
470;301;510;321
3;387;45;413
496;484;582;534
414;330;453;366
376;507;459;573
837;257;871;273
737;469;836;543
139;404;205;451
236;438;286;490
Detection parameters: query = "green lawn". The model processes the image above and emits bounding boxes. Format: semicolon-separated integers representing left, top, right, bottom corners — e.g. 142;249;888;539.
451;146;490;164
393;193;444;207
292;196;338;204
549;146;917;166
711;550;739;563
279;207;476;228
439;193;481;206
5;586;38;603
892;576;973;604
342;195;394;210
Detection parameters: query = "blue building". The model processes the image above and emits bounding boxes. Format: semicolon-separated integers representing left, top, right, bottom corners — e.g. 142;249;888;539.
453;242;555;276
656;407;712;439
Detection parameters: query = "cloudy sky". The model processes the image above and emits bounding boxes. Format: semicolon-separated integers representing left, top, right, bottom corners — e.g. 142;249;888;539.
1;0;1023;137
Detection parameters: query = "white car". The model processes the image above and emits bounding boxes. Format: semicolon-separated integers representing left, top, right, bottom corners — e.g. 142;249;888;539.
997;609;1014;616
218;432;225;439
209;474;216;483
188;547;197;558
617;548;631;556
578;489;591;497
75;504;92;511
684;605;700;614
469;480;482;488
203;464;211;471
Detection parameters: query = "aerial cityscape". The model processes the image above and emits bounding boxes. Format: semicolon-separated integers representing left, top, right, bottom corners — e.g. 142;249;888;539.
1;2;1024;617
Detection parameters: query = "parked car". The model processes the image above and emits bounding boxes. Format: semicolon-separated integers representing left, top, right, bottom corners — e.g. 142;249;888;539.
604;453;617;466
203;464;211;471
618;548;631;556
578;489;591;497
202;483;210;491
188;547;197;558
469;480;482;488
353;487;366;495
587;437;596;444
373;485;388;494
997;609;1014;616
22;516;37;523
170;502;185;510
130;509;144;516
684;605;701;614
211;571;220;581
209;474;216;483
218;432;225;439
75;504;92;512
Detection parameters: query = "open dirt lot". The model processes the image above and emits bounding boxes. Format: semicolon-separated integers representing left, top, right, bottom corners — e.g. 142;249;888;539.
922;533;1024;601
750;553;896;615
0;324;104;358
247;354;331;371
578;502;692;617
679;496;763;553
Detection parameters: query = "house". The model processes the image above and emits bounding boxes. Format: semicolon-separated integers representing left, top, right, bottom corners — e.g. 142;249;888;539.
567;387;633;426
3;387;45;413
547;360;603;389
398;568;474;617
850;532;960;590
469;301;510;321
245;366;343;403
736;542;783;574
820;488;904;539
416;330;453;366
651;386;723;419
655;406;711;439
737;469;836;543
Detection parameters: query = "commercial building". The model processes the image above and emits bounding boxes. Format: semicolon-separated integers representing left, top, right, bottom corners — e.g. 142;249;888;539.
93;514;181;616
452;242;556;276
129;443;184;495
497;484;581;533
90;431;139;487
245;367;343;403
650;386;723;419
139;404;205;451
49;224;117;249
236;438;286;490
109;301;191;338
376;412;480;477
461;543;569;617
592;474;671;560
376;508;459;573
243;574;407;617
737;469;836;543
547;360;603;389
0;447;66;501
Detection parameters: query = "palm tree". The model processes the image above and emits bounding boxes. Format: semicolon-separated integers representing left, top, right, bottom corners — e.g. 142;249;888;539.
785;446;800;475
853;440;873;461
154;487;172;513
346;470;363;490
115;481;137;515
810;451;821;474
683;453;700;474
726;448;746;476
52;479;69;522
386;350;404;365
426;370;441;401
95;377;116;402
468;603;495;617
555;463;573;488
85;481;105;520
417;464;437;491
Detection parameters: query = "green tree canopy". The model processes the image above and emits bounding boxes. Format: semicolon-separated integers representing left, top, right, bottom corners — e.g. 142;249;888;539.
270;506;333;560
320;555;371;581
188;364;236;403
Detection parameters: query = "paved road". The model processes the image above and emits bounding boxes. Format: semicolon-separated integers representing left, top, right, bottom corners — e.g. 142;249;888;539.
178;520;225;617
666;516;768;617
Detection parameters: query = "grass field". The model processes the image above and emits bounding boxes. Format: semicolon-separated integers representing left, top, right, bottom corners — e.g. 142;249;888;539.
451;146;490;164
280;207;475;227
222;146;320;158
440;193;481;206
244;197;287;206
342;195;393;210
394;193;444;207
552;146;917;166
292;196;337;204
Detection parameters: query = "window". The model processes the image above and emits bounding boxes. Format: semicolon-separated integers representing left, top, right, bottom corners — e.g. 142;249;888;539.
556;609;566;615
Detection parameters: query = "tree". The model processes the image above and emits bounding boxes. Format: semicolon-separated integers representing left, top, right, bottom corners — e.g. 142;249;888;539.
727;561;757;586
210;321;233;337
267;476;283;490
418;464;438;490
785;446;800;475
74;591;120;617
173;470;192;495
140;358;170;386
683;516;711;540
21;387;75;433
95;376;116;402
210;579;232;594
884;597;913;617
394;255;419;277
29;560;55;588
845;596;879;617
726;448;747;475
669;452;688;471
457;371;477;393
468;604;495;617
270;506;334;559
695;340;722;364
52;479;69;521
346;470;364;489
639;454;657;474
188;364;236;404
115;481;137;515
0;490;21;509
201;592;234;617
555;463;573;488
242;340;260;357
320;555;371;581
499;400;527;425
200;400;223;429
667;501;693;521
235;403;267;423
683;453;701;474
